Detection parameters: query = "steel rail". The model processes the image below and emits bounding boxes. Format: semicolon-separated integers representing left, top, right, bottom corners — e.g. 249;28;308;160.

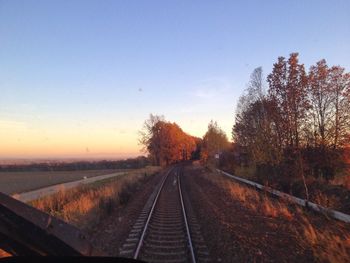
178;169;197;263
133;167;173;259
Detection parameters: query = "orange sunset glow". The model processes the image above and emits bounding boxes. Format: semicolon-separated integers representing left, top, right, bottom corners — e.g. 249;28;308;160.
0;120;140;158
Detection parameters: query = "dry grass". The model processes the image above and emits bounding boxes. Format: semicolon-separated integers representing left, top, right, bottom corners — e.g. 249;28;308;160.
0;249;11;258
331;174;350;190
233;165;256;180
30;166;161;230
204;170;350;262
205;172;293;221
312;189;340;209
299;214;350;262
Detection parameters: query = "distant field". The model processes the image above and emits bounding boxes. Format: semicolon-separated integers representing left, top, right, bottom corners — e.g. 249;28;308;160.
0;169;129;195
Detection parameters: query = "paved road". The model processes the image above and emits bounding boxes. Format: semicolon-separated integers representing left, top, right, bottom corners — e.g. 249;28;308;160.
0;169;127;195
12;171;126;203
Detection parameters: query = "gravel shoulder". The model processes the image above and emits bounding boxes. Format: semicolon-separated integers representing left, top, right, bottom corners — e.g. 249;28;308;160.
182;164;350;262
49;163;350;261
87;169;165;256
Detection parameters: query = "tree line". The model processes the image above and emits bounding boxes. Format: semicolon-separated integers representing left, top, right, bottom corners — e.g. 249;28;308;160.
139;52;349;200
232;53;350;191
139;115;229;166
0;156;150;172
139;115;198;166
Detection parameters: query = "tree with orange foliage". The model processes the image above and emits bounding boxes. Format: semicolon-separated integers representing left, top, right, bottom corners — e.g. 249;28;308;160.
139;114;197;166
234;53;350;183
267;53;309;148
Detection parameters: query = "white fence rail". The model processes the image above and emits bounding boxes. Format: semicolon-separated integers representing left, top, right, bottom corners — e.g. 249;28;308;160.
216;169;350;223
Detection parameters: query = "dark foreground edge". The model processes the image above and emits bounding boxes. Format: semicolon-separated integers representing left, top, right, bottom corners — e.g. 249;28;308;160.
0;257;146;263
0;192;103;256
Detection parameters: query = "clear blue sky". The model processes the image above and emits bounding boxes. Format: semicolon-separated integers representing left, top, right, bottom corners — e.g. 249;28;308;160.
0;0;349;158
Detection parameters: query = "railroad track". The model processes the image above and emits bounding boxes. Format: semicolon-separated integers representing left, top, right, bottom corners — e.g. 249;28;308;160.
119;165;210;263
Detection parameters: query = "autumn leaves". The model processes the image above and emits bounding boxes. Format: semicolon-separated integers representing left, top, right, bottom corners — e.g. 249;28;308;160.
233;53;350;182
139;115;229;166
139;115;198;166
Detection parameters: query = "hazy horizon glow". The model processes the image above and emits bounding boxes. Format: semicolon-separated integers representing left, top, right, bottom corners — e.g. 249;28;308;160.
1;1;349;159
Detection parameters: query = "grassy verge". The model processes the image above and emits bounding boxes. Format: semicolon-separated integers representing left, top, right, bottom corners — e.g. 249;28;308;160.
232;165;256;180
205;170;350;262
30;166;161;231
331;173;350;189
217;164;350;214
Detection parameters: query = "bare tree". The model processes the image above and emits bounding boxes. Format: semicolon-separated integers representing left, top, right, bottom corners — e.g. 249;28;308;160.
202;120;229;164
329;66;350;149
138;114;165;164
308;59;332;147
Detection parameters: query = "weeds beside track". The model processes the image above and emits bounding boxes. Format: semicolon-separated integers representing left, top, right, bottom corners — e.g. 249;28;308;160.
30;166;161;231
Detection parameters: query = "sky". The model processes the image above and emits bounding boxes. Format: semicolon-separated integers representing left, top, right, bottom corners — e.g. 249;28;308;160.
0;0;349;159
